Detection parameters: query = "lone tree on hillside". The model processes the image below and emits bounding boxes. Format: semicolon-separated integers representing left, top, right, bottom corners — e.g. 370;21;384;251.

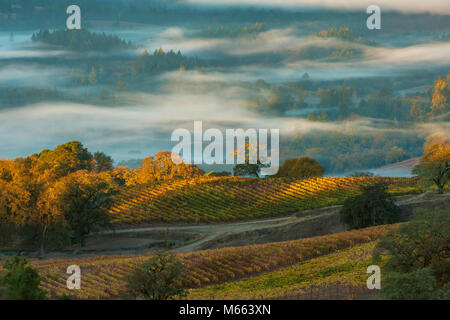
232;142;269;178
124;251;187;300
277;157;324;178
413;134;449;194
339;182;401;230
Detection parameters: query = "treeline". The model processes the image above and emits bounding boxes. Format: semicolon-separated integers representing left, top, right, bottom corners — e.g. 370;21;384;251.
1;86;60;108
203;22;267;38
0;143;204;253
359;75;450;121
291;45;363;62
130;48;207;75
31;28;134;52
0;142;118;254
248;75;449;122
312;26;376;46
285;130;423;173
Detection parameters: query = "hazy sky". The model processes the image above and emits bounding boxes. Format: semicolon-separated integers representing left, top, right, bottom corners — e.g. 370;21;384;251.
186;0;450;15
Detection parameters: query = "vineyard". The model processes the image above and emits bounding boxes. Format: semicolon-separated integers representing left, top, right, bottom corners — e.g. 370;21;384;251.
28;224;397;299
109;176;421;224
188;241;381;300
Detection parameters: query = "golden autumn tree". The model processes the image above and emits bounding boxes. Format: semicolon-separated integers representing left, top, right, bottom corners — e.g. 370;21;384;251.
277;157;325;178
413;133;450;194
431;75;449;115
0;142;99;255
0;158;65;257
45;170;116;247
129;151;203;185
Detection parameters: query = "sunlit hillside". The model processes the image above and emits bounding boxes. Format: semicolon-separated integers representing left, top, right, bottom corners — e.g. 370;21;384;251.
109;176;421;224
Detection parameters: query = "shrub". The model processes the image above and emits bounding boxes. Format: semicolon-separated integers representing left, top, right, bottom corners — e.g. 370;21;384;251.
0;256;48;300
124;251;187;300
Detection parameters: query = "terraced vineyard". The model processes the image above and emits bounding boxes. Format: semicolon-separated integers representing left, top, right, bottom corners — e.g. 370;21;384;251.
29;224;396;299
109;176;420;224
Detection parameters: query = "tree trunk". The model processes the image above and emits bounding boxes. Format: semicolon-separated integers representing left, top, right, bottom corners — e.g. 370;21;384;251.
39;225;47;259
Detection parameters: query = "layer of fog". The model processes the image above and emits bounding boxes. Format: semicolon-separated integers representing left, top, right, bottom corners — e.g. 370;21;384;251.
0;31;68;59
151;27;450;82
0;64;70;87
185;0;450;15
332;167;415;178
1;82;448;163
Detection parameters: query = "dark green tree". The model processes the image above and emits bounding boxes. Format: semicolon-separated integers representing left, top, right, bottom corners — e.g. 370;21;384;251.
93;152;114;173
339;182;400;229
0;256;48;300
233;160;265;178
124;251;187;300
373;209;450;299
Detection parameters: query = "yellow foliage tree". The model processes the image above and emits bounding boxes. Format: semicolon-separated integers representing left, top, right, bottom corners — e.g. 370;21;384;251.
413;133;450;193
431;75;449;115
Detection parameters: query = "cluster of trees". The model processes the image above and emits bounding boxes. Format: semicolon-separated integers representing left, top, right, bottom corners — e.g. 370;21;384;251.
285;130;420;173
31;28;134;52
292;45;363;62
0;144;205;254
248;75;448;123
373;208;449;299
130;49;206;76
249;81;355;118
0;142;117;255
339;176;449;299
359;76;449;121
249;81;306;115
203;22;267;38
312;26;376;46
116;151;204;186
2;87;59;108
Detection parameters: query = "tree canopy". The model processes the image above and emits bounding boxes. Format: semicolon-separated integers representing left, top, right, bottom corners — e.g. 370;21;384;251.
277;157;324;178
373;209;450;299
339;182;401;229
413;133;449;193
